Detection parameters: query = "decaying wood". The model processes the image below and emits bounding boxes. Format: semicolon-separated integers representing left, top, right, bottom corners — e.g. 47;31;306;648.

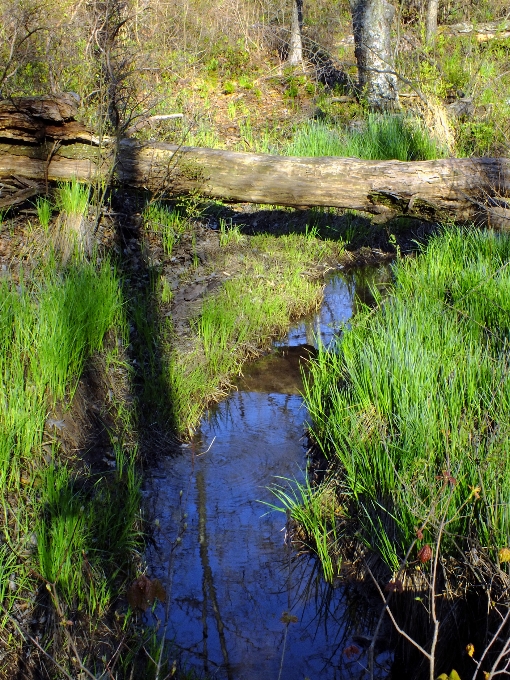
0;94;92;144
1;94;510;225
116;142;510;223
336;19;510;47
441;19;510;41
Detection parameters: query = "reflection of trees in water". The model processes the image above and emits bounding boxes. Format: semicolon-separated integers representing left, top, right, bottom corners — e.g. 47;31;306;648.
197;469;233;679
282;553;392;678
349;263;394;316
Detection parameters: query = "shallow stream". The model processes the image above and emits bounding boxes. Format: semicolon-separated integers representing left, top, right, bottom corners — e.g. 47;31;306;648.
145;265;392;679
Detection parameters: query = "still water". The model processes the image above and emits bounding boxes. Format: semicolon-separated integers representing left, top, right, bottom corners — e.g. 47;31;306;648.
145;266;392;679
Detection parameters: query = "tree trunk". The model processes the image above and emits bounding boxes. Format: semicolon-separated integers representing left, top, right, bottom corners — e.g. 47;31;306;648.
287;0;304;66
349;0;399;111
3;139;510;225
425;0;439;45
1;95;510;227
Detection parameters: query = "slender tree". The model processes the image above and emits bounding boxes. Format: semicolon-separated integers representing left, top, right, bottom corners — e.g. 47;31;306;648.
425;0;439;45
287;0;304;66
349;0;400;111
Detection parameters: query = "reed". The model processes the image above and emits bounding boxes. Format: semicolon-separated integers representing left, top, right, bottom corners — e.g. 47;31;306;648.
299;226;510;573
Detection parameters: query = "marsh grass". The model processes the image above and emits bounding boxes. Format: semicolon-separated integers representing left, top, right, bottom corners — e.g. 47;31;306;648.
0;256;141;659
267;477;343;583
35;196;52;232
285;114;448;160
297;227;510;576
219;217;244;246
53;179;92;259
166;232;343;435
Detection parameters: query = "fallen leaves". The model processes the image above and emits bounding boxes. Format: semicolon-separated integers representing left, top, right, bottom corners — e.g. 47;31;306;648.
126;575;166;611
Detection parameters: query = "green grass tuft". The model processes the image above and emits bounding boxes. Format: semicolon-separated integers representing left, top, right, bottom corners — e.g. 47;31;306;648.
285;114;447;161
0;258;140;626
300;226;510;573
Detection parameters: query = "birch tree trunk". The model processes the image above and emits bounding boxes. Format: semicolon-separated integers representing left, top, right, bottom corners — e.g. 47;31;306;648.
349;0;400;111
287;0;304;66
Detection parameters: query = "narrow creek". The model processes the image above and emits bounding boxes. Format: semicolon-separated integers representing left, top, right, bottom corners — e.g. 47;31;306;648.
145;265;392;679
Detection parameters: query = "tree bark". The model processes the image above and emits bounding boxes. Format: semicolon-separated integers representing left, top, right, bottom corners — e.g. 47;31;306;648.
2;139;510;225
288;0;304;66
349;0;400;111
425;0;439;45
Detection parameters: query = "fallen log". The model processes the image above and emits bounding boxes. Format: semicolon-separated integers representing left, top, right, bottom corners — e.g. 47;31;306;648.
116;141;510;223
336;19;510;46
1;94;509;226
441;19;510;41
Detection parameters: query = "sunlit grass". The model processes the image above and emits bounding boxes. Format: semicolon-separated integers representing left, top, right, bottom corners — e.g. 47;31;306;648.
284;114;448;160
0;255;141;627
143;201;188;256
35;196;52;232
166;232;344;435
299;226;510;573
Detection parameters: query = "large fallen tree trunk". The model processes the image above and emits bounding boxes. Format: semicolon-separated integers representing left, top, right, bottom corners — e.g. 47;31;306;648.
1;95;510;225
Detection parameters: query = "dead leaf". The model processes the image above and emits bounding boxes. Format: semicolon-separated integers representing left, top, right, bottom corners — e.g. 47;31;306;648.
127;575;167;611
417;544;432;564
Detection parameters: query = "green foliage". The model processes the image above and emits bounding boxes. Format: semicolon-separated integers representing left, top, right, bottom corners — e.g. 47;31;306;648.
56;179;90;217
456;121;500;156
143;202;188;256
302;227;510;572
267;478;342;583
219;218;244;246
285;114;447;160
167;232;343;434
223;80;236;94
238;75;253;89
35;196;52;232
38;448;140;614
0;257;140;622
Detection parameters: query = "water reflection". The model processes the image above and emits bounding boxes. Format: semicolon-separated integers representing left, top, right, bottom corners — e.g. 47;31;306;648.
285;265;392;348
146;265;392;679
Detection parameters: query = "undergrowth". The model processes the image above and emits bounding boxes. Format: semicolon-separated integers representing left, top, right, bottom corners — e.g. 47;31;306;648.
0;226;143;675
284;114;448;160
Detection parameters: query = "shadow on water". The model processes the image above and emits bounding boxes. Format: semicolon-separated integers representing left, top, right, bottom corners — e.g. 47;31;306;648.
145;264;393;679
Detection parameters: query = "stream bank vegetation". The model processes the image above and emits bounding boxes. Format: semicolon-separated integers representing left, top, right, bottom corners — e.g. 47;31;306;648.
274;226;510;679
0;234;144;676
144;200;345;435
0;180;355;677
1;0;510;676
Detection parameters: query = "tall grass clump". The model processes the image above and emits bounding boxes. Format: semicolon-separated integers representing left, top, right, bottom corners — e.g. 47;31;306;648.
54;180;91;259
0;259;140;622
301;227;510;573
285;114;447;161
35;196;52;232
